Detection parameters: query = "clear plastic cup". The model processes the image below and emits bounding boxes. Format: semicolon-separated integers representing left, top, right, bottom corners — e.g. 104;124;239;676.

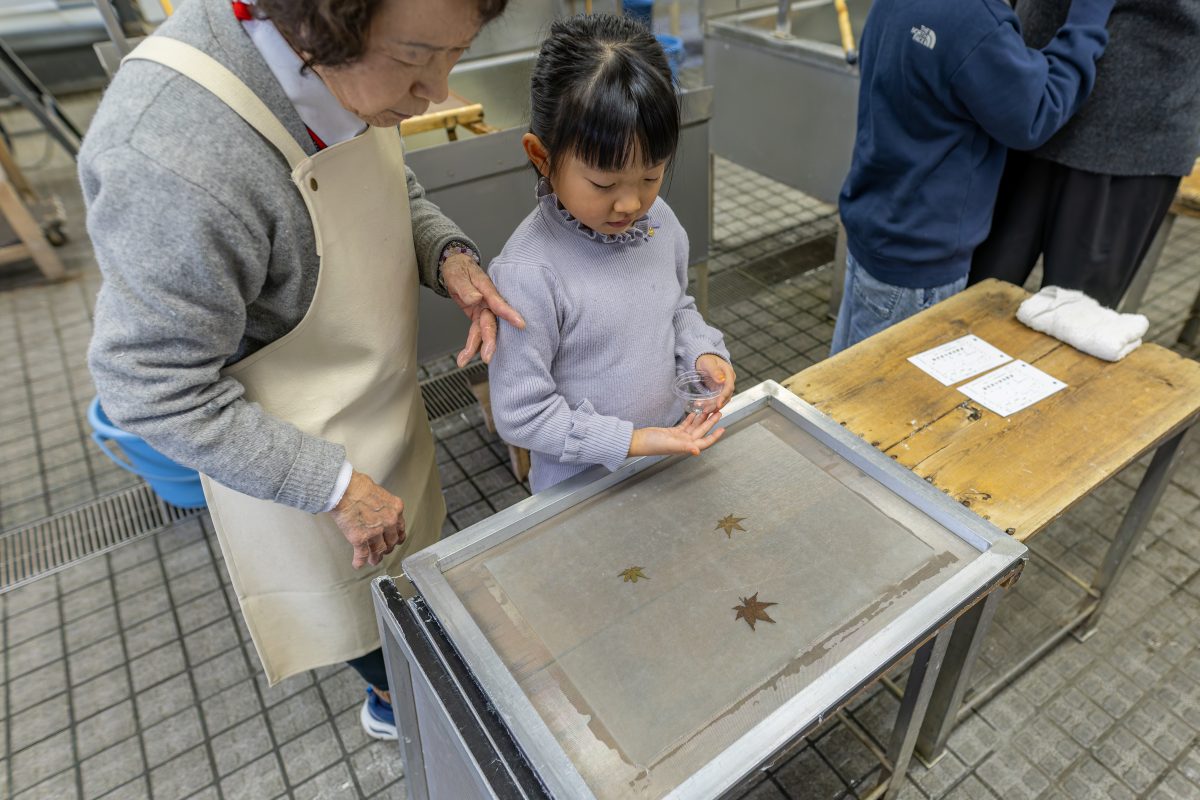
673;370;722;416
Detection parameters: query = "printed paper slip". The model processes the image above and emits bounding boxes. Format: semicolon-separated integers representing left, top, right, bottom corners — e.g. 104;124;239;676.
958;360;1067;417
907;334;1013;386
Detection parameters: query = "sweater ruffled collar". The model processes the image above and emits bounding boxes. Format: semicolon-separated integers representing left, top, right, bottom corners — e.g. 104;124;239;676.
536;178;654;244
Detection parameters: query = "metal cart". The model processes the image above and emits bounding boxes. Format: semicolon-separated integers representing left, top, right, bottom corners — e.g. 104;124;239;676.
374;380;1027;799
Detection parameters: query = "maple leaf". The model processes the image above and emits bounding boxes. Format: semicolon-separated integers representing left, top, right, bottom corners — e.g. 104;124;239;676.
733;592;777;630
715;514;747;538
618;566;649;583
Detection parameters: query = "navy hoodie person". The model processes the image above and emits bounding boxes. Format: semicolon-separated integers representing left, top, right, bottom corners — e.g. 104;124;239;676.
830;0;1116;354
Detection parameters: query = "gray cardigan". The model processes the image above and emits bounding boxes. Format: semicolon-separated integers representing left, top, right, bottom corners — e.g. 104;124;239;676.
82;0;477;512
1017;0;1200;176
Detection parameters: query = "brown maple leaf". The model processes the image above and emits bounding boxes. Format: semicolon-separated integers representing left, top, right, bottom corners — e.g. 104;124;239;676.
715;514;747;538
618;566;649;583
733;592;777;630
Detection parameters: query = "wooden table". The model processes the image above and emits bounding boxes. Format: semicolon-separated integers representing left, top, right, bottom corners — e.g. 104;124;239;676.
783;279;1200;761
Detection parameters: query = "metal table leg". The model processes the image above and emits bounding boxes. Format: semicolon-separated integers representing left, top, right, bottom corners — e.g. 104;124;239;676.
913;590;1001;764
92;0;137;57
1178;277;1200;349
1077;423;1195;639
0;41;83;159
909;423;1194;760
873;627;953;800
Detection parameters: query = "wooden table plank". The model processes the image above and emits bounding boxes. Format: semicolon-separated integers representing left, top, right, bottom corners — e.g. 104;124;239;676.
784;282;1057;450
784;279;1200;541
399;91;486;137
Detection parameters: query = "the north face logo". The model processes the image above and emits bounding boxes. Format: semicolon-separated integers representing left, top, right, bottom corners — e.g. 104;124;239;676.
911;25;937;49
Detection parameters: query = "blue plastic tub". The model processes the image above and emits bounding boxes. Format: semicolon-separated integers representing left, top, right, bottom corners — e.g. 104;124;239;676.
623;0;654;29
87;398;207;509
656;34;684;79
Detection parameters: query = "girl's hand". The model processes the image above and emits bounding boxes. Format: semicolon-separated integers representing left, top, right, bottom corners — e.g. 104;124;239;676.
696;355;736;408
629;411;725;457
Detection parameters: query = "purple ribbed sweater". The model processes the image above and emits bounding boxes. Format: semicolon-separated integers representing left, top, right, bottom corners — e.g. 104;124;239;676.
488;183;729;493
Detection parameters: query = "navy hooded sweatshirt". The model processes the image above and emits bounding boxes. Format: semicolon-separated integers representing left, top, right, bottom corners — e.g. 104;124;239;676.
838;0;1115;288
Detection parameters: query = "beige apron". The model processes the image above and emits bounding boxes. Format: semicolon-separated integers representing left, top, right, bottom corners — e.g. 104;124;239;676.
125;37;445;684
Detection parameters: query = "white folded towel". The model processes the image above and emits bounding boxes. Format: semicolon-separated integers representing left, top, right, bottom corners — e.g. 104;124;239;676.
1016;286;1148;361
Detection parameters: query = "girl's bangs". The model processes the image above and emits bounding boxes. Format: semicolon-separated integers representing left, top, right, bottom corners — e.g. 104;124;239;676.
560;76;679;172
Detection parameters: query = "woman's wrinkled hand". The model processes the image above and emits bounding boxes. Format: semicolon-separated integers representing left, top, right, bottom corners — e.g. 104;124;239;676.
440;255;526;368
629;410;726;458
330;471;406;569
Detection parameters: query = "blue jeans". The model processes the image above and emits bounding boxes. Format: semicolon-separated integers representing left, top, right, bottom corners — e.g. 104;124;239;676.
346;648;388;690
830;253;968;356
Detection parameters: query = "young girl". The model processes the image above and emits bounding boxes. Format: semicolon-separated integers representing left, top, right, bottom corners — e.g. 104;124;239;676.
488;14;735;493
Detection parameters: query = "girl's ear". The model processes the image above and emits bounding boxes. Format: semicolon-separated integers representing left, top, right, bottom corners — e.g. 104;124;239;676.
522;133;551;177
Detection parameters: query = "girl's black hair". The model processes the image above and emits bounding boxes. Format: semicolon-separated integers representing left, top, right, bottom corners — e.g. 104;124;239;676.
530;14;679;174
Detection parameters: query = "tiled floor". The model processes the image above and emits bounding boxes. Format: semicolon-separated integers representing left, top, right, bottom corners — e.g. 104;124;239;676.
0;95;131;532
709;157;839;276
0;187;130;529
2;92;1200;800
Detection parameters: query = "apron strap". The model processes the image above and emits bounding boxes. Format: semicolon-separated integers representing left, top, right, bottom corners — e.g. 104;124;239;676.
123;36;308;170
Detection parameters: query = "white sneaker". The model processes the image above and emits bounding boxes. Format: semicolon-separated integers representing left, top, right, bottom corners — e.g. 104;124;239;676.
360;686;398;741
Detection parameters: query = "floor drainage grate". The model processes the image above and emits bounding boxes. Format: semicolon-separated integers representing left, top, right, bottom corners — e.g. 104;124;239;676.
707;233;837;309
420;361;489;421
0;362;493;592
742;235;836;286
707;270;769;309
0;483;202;593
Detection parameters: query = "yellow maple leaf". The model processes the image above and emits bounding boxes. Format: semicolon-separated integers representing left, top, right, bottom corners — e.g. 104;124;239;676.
618;566;649;583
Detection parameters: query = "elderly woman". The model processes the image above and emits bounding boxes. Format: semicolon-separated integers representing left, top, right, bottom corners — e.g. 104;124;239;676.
82;0;523;739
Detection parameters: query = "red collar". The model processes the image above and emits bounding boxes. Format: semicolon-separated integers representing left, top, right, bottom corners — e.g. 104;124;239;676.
305;126;327;151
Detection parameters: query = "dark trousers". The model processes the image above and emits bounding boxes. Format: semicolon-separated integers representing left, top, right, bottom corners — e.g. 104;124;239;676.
970;151;1180;309
346;648;389;691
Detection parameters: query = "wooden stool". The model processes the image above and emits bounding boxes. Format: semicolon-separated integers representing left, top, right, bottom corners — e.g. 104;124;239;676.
0;135;66;282
468;375;531;484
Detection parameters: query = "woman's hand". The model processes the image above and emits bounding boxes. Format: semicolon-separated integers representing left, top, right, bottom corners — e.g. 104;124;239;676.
330;471;406;569
440;255;526;368
696;354;736;409
629;411;726;458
